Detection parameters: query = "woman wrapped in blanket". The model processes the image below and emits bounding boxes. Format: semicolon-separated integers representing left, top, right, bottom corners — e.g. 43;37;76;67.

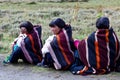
3;21;43;65
70;17;120;75
38;18;76;70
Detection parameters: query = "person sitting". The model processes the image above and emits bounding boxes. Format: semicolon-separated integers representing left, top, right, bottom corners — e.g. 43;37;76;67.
3;21;43;65
70;17;120;75
38;18;76;70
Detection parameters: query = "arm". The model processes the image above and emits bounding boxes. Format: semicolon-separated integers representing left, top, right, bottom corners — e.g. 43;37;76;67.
42;35;55;57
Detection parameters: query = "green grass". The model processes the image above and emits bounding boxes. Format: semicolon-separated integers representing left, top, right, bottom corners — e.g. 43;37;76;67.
0;33;13;53
0;0;120;10
0;0;120;53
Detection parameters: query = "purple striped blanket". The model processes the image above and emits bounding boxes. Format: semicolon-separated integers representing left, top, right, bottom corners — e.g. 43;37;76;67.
48;25;75;70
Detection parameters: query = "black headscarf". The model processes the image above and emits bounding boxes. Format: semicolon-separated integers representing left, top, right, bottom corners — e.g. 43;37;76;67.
96;17;110;29
49;18;66;29
19;21;33;33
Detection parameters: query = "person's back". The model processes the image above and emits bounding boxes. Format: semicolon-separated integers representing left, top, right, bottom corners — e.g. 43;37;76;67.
70;17;120;75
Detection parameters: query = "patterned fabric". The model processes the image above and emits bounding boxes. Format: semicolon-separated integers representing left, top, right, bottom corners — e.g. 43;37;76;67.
71;28;120;75
47;25;75;70
20;25;43;64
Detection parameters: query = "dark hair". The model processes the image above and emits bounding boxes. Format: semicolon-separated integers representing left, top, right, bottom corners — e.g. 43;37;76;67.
19;21;33;33
49;18;66;29
96;17;110;29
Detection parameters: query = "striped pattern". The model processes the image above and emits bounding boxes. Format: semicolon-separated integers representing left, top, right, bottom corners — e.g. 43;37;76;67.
76;28;120;74
21;25;42;64
48;25;75;70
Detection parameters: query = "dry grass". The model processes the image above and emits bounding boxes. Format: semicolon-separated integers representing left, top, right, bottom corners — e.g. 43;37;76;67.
0;0;120;53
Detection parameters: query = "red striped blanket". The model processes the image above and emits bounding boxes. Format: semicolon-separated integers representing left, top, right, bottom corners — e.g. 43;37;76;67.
48;25;75;70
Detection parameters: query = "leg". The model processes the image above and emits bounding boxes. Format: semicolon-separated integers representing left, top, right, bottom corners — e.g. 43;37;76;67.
44;52;54;67
73;50;83;65
18;50;29;63
69;50;84;74
9;46;23;63
37;52;54;68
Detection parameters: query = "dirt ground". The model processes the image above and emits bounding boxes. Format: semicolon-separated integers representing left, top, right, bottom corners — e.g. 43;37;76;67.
0;54;120;80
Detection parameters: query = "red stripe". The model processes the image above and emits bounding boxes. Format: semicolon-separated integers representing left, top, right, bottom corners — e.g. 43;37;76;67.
95;41;100;69
105;30;109;42
28;34;42;61
79;66;88;74
56;35;71;65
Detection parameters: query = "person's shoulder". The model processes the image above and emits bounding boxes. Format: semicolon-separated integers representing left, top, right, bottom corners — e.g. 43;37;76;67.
34;24;42;27
33;25;42;29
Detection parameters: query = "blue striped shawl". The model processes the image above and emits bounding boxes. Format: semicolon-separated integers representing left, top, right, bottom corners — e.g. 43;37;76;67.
76;28;120;74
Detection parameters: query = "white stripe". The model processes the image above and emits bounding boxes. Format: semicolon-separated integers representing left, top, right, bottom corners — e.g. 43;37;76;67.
106;43;110;69
94;31;98;67
63;29;74;55
20;40;33;63
48;43;61;69
92;67;96;74
106;35;110;68
95;30;98;42
85;39;90;67
83;66;87;71
113;33;120;61
77;66;86;74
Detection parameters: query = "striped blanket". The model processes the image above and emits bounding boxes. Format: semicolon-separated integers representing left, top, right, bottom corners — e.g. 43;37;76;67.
20;25;43;64
71;28;120;74
48;25;75;70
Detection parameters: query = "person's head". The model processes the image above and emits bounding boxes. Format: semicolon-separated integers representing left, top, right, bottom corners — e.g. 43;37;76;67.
19;21;33;34
96;17;110;29
49;18;66;34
